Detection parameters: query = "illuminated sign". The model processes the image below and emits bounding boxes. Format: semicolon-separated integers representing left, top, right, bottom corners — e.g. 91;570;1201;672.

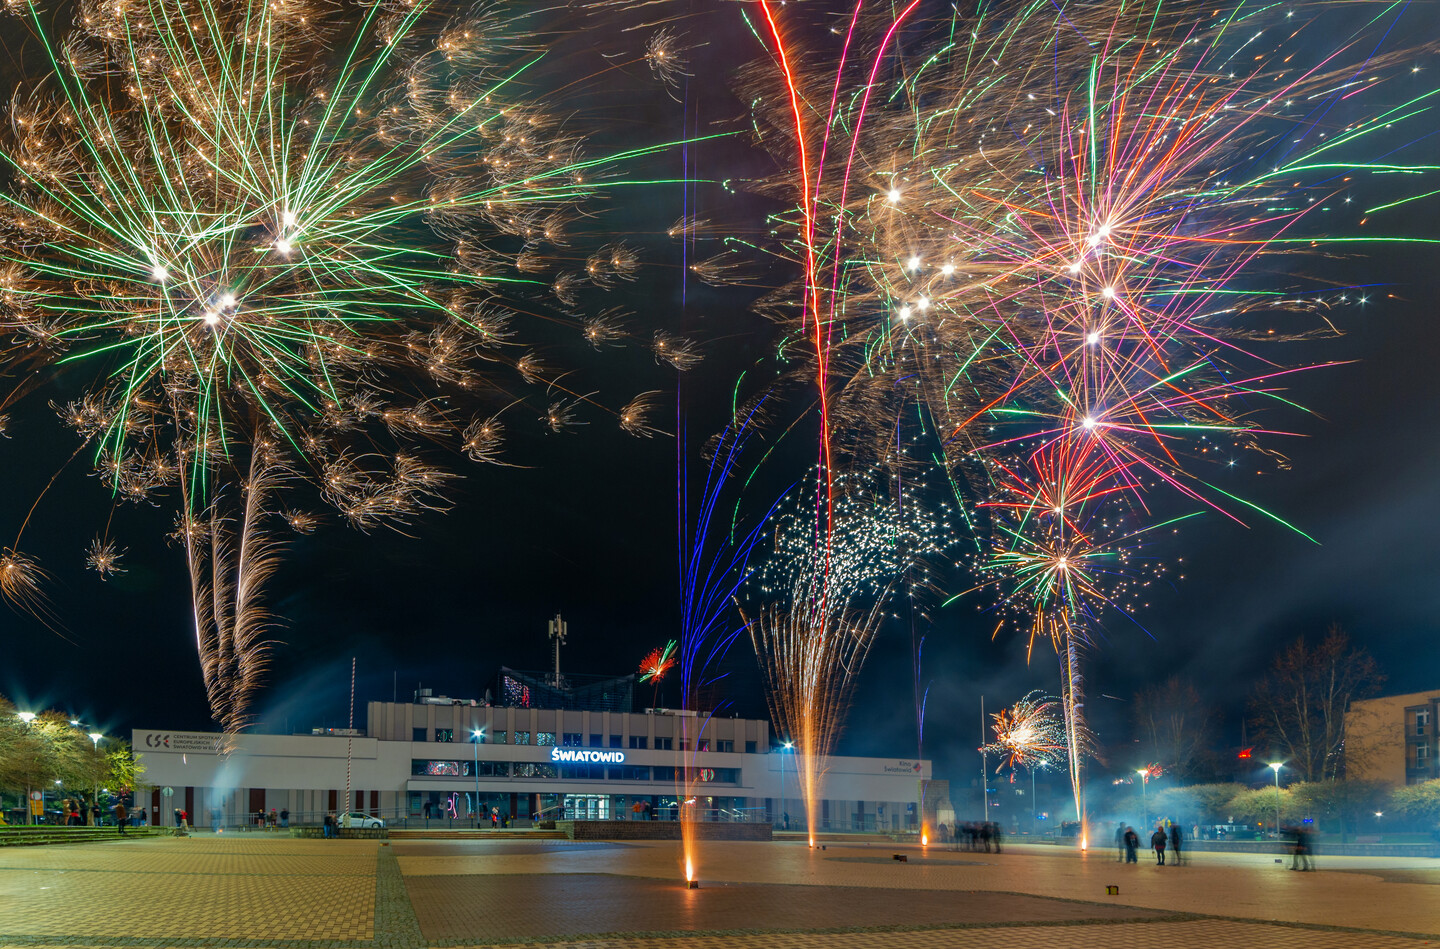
550;748;626;764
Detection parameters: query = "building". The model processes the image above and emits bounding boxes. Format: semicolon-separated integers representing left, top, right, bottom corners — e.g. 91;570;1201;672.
133;692;931;830
1345;689;1439;785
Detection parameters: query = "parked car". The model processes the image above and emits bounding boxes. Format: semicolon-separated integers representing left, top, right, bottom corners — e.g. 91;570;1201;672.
341;813;385;829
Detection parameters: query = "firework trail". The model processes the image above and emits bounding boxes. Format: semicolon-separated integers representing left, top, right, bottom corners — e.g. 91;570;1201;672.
0;0;688;731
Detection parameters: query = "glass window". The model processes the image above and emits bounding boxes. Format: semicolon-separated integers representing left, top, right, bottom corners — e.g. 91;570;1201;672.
655;737;673;751
491;731;507;745
589;734;603;747
412;727;427;742
715;740;734;753
610;735;622;749
1418;711;1430;735
697;740;710;752
435;728;454;743
745;741;757;754
513;762;557;778
679;739;690;751
563;733;584;747
535;732;555;746
515;731;531;745
469;730;486;743
629;735;647;749
1419;744;1431;760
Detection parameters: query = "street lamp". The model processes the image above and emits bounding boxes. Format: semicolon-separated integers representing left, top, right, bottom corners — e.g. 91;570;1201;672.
470;727;485;825
88;734;104;825
779;741;793;832
17;711;35;723
1268;762;1283;837
1136;769;1150;830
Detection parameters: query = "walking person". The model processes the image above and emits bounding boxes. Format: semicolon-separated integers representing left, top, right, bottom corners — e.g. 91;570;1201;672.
280;808;289;828
1151;825;1167;865
1169;823;1183;866
114;803;127;835
323;812;335;839
1124;826;1139;863
1115;821;1127;862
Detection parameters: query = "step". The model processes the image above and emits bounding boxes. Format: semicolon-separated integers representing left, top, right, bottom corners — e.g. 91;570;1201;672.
388;829;569;840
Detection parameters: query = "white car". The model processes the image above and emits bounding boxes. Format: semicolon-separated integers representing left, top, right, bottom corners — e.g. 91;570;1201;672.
340;813;385;829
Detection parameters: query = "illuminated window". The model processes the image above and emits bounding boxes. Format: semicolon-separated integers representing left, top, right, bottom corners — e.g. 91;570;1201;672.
435;729;453;743
491;731;507;745
514;731;531;745
563;733;583;747
535;732;555;746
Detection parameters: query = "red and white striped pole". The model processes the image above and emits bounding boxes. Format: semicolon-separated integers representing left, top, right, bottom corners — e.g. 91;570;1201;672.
344;657;355;828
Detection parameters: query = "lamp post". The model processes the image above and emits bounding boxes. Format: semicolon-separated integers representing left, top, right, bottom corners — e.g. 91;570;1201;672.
779;741;793;831
1268;763;1283;837
88;733;104;825
1136;769;1149;831
471;727;485;826
17;713;36;823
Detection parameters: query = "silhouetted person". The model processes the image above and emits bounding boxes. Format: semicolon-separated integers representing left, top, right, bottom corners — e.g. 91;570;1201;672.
1151;826;1167;865
1289;825;1313;870
114;803;127;835
1124;826;1140;863
1116;821;1127;862
990;822;1003;853
979;820;993;853
1169;823;1182;865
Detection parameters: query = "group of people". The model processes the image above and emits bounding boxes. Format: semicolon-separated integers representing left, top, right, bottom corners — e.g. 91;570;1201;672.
1283;825;1316;870
251;808;290;829
1116;821;1183;865
940;821;1004;853
59;798;100;826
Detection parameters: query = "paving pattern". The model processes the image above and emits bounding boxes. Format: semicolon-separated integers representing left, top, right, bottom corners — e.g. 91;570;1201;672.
0;834;1435;948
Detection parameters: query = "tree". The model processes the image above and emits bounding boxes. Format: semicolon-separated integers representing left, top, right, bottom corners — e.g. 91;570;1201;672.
1289;779;1391;838
1225;786;1294;828
1248;626;1384;782
1152;783;1248;825
1133;677;1215;779
1390;780;1440;829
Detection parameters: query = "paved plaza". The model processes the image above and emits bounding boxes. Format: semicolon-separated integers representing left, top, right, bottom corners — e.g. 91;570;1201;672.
0;834;1436;948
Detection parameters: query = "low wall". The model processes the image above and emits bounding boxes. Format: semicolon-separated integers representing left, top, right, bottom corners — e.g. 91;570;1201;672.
289;826;388;839
557;820;772;841
1181;839;1440;858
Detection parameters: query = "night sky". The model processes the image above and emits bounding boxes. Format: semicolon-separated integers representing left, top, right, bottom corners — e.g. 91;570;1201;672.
2;2;1438;791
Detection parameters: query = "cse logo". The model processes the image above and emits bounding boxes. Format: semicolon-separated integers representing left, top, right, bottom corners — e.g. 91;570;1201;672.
145;734;172;749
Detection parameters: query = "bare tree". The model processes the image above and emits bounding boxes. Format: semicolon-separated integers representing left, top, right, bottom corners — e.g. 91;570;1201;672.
1133;677;1214;778
1248;626;1384;782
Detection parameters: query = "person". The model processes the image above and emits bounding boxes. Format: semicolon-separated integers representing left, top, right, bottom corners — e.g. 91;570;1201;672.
280;808;289;828
782;811;790;830
1116;821;1127;862
1151;825;1167;865
423;800;432;820
491;806;499;829
269;808;278;830
990;821;1003;854
91;802;101;826
1124;826;1140;863
114;803;128;835
1169;822;1183;866
323;812;335;839
1289;825;1313;871
979;820;992;853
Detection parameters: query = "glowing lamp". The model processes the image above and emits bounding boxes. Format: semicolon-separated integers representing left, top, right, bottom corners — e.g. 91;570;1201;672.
17;712;35;723
887;188;901;202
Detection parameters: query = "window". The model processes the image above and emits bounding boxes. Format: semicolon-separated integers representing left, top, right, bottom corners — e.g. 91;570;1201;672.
697;740;710;752
715;740;734;753
589;734;603;747
468;730;486;743
491;731;507;745
610;735;622;749
623;765;651;781
514;731;531;745
435;728;453;743
1419;744;1431;760
745;741;757;754
535;732;555;746
629;735;647;749
412;728;427;742
1418;710;1431;736
655;737;673;751
563;733;584;747
513;762;556;778
679;739;690;751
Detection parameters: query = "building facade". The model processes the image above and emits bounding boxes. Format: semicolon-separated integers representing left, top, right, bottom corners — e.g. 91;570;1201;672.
132;699;930;830
1345;689;1440;785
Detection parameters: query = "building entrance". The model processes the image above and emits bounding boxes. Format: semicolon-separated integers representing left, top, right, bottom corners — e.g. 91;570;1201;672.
563;794;609;820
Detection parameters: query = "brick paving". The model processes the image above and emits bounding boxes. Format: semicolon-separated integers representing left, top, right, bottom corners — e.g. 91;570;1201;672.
0;834;1435;948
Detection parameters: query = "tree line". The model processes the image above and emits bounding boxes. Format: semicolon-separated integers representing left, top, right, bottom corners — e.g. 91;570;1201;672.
0;694;143;824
